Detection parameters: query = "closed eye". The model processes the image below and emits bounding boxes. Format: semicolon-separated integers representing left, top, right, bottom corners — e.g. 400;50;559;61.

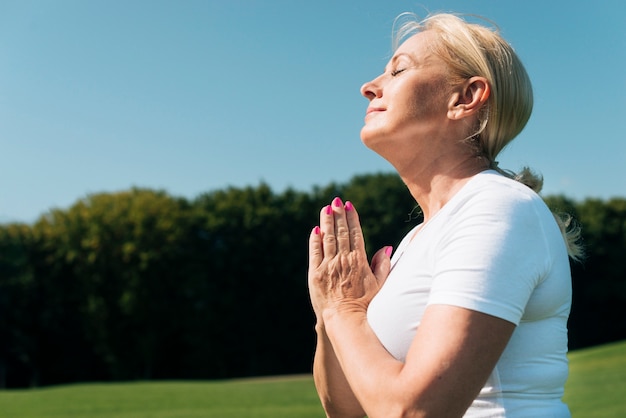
390;68;406;77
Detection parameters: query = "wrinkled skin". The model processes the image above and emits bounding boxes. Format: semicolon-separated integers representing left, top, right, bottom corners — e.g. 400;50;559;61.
308;197;391;323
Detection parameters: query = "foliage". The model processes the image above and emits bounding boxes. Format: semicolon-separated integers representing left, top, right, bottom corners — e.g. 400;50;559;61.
342;173;419;255
545;196;626;349
0;174;625;387
186;184;316;378
0;224;36;388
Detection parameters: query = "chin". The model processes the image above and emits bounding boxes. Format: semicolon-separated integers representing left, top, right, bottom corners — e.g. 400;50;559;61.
360;127;385;153
360;127;377;149
360;136;385;158
360;134;375;151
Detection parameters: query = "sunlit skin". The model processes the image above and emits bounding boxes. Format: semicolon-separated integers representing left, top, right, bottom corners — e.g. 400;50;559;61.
360;32;454;167
308;30;515;418
360;30;491;222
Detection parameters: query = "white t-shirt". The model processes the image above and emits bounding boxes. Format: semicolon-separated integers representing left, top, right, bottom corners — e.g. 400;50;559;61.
367;170;572;417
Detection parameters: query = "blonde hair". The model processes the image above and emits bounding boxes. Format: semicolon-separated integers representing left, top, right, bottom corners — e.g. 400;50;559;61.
393;13;583;260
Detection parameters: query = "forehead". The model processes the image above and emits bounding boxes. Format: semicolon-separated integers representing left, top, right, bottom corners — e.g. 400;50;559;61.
392;30;439;62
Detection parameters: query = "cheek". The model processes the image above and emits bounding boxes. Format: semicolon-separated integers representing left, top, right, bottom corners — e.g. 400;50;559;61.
360;79;450;145
405;81;449;119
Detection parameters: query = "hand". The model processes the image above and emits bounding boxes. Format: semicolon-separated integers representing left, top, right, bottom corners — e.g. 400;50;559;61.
308;197;392;322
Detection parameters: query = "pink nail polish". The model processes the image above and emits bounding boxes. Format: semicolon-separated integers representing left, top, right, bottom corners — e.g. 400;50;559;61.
325;205;332;215
344;201;354;211
385;246;393;257
314;226;320;235
333;197;343;207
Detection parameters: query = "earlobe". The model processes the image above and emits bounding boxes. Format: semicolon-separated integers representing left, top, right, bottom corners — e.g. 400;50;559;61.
447;77;490;120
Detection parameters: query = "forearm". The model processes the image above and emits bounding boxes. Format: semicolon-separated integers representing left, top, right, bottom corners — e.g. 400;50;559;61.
323;311;409;418
324;306;513;418
313;323;366;418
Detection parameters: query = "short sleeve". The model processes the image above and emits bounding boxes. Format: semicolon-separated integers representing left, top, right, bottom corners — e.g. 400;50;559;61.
427;188;552;325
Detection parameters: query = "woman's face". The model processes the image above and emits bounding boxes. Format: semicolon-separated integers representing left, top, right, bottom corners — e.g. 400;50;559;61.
360;30;454;163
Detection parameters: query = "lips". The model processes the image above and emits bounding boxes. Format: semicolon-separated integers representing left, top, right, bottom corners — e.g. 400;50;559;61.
366;106;385;115
365;107;385;121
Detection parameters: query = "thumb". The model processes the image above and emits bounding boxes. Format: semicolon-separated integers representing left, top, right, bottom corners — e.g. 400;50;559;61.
370;246;392;286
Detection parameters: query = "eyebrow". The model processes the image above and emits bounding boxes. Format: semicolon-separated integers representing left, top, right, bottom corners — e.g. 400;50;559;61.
384;53;414;72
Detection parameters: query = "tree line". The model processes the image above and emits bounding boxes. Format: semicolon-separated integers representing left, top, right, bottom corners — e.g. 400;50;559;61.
0;173;624;388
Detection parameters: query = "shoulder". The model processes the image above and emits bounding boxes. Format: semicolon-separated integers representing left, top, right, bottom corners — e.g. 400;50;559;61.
427;172;568;324
460;170;543;206
447;170;553;226
433;170;563;264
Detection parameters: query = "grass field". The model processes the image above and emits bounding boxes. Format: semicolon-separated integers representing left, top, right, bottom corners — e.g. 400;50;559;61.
0;375;323;418
563;340;626;417
1;341;624;417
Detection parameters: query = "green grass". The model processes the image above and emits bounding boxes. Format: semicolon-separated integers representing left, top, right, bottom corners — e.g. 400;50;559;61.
1;341;625;417
563;340;626;417
0;375;324;418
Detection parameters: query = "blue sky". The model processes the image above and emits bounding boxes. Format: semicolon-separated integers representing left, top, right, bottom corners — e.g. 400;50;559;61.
1;0;624;223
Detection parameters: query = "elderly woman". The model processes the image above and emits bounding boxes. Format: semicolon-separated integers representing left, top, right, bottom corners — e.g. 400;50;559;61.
308;13;581;418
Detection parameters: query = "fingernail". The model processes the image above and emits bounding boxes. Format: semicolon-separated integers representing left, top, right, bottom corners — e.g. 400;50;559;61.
325;205;332;215
385;246;393;257
332;197;343;207
314;226;320;235
344;201;354;211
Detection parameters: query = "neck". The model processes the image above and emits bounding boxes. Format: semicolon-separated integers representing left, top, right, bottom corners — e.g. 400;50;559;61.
399;156;489;222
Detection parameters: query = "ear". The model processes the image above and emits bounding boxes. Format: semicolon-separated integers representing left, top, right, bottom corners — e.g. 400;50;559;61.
447;76;490;120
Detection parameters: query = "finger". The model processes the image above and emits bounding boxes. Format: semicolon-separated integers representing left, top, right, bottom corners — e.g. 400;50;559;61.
370;246;393;286
344;201;365;253
320;204;337;258
332;197;351;254
308;226;323;270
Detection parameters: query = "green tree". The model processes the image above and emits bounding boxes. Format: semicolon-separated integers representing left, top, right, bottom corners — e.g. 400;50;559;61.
0;224;36;387
32;188;197;380
342;172;420;255
190;184;317;378
1;176;624;387
569;198;626;349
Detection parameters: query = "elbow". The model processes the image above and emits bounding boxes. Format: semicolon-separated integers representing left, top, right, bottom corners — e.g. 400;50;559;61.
363;398;415;418
366;406;416;418
367;405;465;418
321;400;365;418
317;393;365;418
364;397;457;418
366;408;429;418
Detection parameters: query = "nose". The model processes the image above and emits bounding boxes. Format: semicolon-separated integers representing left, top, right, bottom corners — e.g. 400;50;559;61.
360;76;382;100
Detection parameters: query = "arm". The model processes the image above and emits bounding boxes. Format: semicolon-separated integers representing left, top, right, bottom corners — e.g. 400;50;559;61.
309;198;515;418
312;323;365;418
308;201;392;417
324;303;514;418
